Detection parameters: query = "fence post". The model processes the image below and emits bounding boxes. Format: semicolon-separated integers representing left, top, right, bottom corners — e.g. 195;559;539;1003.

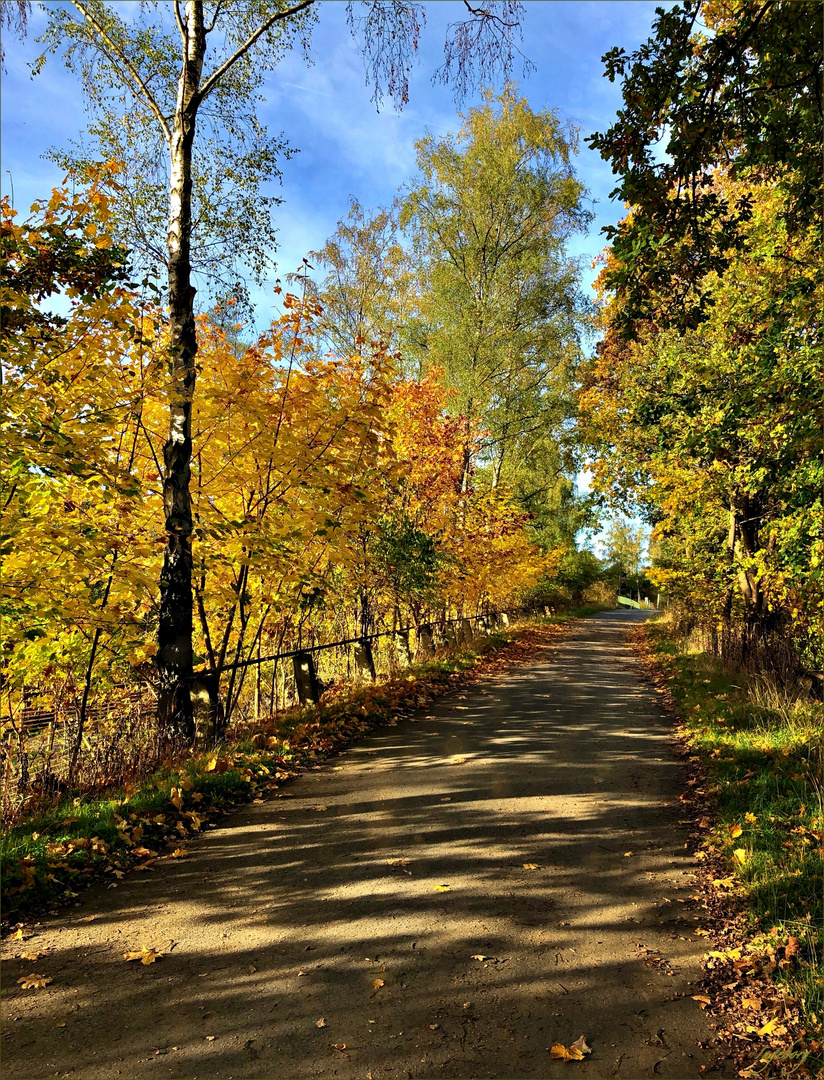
293;652;321;704
354;638;377;682
417;625;434;658
395;629;411;667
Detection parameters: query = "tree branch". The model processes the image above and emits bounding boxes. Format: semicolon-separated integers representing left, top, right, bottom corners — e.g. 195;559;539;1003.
194;0;317;108
71;0;171;141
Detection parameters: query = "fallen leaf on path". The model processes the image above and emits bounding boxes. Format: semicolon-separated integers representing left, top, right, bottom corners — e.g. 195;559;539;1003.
13;929;24;940
448;756;469;765
571;1036;591;1055
523;863;539;870
124;948;162;965
331;1043;347;1053
757;1017;786;1037
205;1035;216;1042
692;995;712;1007
434;884;451;892
550;1043;584;1061
171;848;188;859
439;797;451;802
79;915;96;923
371;978;385;993
312;805;328;812
388;858;410;868
471;954;496;962
17;974;52;989
19;951;42;961
623;851;633;857
429;1024;439;1030
315;1018;327;1028
694;929;710;937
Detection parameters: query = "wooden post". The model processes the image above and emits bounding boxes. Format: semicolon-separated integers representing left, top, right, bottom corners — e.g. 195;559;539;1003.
293;652;320;705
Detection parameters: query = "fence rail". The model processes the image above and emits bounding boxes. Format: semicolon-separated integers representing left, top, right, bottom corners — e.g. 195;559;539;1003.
1;604;537;824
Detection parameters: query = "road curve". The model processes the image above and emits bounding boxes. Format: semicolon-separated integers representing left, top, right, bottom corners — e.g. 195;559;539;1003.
1;612;729;1079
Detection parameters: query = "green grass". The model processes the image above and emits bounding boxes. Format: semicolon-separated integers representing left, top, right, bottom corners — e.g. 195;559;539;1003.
645;619;824;1031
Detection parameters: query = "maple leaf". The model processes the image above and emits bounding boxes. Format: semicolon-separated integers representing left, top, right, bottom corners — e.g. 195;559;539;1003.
315;1018;327;1028
549;1043;584;1061
18;974;52;989
124;948;163;965
522;863;539;870
170;848;188;859
370;978;385;994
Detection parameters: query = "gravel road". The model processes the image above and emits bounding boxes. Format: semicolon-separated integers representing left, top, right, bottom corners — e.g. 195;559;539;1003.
1;611;730;1079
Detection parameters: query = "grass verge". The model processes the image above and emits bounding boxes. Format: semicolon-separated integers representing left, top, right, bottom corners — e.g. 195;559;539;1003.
637;617;823;1078
2;617;569;927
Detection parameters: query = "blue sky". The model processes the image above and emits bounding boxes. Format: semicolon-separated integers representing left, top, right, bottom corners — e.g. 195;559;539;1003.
2;1;667;302
1;1;665;555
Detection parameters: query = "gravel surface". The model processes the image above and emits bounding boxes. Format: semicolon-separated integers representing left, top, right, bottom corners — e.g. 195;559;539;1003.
1;611;731;1079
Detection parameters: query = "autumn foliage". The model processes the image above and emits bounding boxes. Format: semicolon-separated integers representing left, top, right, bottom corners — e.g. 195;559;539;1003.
1;177;554;802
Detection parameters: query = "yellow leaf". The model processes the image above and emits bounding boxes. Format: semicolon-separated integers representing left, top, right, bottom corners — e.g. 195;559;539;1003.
205;757;218;773
17;973;52;990
522;863;539;870
728;823;743;839
434;884;451;892
745;812;758;825
19;951;41;961
713;876;736;889
692;995;712;1006
371;978;385;992
315;1017;327;1028
171;848;188;859
471;954;495;962
312;804;328;812
124;948;162;965
742;997;762;1011
549;1044;584;1061
758;1017;785;1037
733;848;749;866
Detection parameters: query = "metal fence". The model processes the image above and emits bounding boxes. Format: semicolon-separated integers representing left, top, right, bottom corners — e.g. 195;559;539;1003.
1;607;523;824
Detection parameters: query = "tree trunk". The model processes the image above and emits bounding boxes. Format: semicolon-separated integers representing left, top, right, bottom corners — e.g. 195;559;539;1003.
157;3;205;741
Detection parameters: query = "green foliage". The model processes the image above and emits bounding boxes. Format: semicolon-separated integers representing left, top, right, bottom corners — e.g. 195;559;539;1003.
37;1;314;301
588;0;823;333
645;620;823;1031
401;85;591;517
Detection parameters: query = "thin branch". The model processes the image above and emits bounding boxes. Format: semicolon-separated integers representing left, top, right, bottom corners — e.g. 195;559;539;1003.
194;0;316;107
70;1;171;141
174;1;186;41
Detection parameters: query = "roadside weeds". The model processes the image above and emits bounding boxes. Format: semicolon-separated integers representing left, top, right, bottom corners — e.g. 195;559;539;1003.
630;618;823;1079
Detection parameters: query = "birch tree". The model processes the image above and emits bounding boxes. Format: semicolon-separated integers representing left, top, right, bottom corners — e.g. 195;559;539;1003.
30;0;531;738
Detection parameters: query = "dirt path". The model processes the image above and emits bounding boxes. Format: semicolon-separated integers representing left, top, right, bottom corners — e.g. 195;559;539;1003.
2;612;731;1079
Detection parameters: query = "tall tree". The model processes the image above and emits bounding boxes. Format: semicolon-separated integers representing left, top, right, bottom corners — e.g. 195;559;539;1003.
31;0;532;738
400;86;591;519
588;0;823;333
